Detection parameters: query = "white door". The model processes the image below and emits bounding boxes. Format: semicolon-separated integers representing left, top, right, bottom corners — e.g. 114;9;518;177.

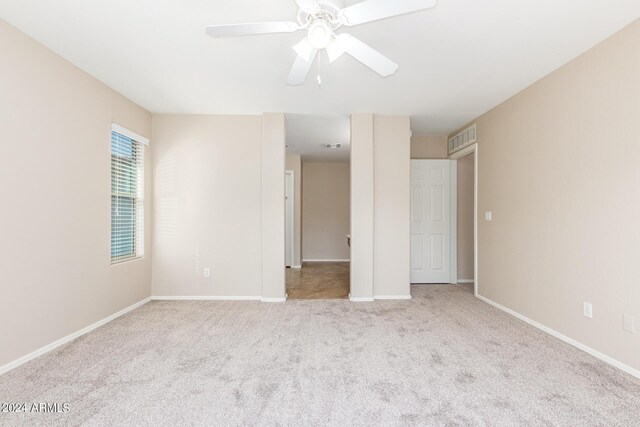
411;160;454;283
285;171;294;267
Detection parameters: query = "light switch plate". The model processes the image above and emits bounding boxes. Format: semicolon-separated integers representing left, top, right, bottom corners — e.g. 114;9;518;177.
624;314;636;333
583;302;593;319
485;211;493;222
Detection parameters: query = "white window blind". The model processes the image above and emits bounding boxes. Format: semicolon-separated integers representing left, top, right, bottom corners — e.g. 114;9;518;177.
111;130;144;263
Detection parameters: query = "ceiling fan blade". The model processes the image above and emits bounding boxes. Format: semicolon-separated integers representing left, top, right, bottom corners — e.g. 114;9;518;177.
326;37;347;63
326;34;351;64
340;0;437;26
293;37;315;63
338;34;398;77
287;50;318;86
206;21;300;38
294;0;321;14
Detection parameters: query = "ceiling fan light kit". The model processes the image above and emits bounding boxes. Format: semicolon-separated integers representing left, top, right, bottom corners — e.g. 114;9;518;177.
307;20;333;49
206;0;437;85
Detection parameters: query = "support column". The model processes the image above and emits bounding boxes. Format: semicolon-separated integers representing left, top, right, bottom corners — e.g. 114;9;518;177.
373;116;411;299
261;113;286;302
349;113;375;301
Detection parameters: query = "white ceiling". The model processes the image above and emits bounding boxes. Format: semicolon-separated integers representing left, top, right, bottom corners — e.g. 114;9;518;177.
1;0;639;136
286;114;350;161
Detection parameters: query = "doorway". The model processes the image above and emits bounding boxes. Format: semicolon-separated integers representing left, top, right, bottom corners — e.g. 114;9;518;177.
283;114;351;299
285;170;295;268
454;150;475;289
450;145;478;295
410;146;477;292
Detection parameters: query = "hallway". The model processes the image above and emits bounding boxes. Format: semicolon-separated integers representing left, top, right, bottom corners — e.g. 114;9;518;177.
286;262;349;299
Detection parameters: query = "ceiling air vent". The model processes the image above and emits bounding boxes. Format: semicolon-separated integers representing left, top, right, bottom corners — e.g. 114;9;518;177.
448;124;477;155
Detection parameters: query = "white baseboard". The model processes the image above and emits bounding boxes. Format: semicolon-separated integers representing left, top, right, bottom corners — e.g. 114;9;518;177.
0;297;151;376
457;279;475;284
152;295;261;301
302;259;351;262
261;297;287;303
476;294;640;380
152;295;286;303
349;293;374;302
291;265;302;269
374;295;412;300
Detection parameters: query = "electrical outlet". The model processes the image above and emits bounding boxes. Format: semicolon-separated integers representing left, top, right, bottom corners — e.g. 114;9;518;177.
623;314;636;334
485;211;493;222
583;302;593;319
203;268;211;278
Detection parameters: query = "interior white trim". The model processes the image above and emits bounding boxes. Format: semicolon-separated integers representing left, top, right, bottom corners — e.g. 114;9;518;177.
349;294;375;302
450;160;458;285
285;170;295;268
302;259;351;262
0;297;151;376
450;143;478;297
457;279;475;284
448;142;476;160
477;294;640;380
261;297;287;303
291;265;302;269
111;123;150;145
374;295;412;300
152;296;262;301
473;145;478;297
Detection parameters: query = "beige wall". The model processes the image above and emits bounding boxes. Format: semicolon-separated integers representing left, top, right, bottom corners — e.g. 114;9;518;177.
465;20;640;372
261;113;286;300
373;116;412;297
285;154;302;266
151;115;264;298
302;162;350;261
411;135;448;159
0;19;152;368
350;113;375;299
457;152;475;281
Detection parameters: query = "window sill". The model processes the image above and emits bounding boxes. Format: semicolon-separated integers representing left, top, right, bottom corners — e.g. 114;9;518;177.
111;256;144;266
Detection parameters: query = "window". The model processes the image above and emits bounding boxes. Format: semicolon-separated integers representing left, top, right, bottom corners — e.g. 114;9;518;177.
111;126;145;263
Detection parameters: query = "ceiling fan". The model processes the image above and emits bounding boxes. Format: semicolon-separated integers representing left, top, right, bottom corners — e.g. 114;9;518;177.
206;0;438;85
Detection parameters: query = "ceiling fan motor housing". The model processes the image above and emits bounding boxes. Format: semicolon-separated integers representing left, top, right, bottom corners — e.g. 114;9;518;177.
297;0;343;29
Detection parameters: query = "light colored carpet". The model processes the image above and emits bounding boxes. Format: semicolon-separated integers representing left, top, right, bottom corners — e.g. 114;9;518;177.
1;285;639;426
